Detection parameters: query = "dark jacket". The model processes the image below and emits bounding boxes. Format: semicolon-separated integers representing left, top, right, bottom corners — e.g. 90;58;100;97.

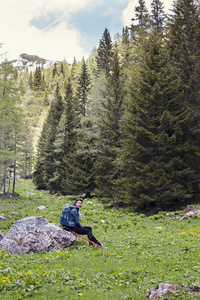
67;205;81;228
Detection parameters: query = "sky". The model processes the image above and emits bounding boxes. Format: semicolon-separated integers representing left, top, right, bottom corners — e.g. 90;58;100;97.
1;0;174;64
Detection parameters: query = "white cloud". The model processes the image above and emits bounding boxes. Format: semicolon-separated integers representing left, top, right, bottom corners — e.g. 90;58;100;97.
102;7;120;17
121;0;173;28
102;7;122;24
121;0;135;27
0;0;90;63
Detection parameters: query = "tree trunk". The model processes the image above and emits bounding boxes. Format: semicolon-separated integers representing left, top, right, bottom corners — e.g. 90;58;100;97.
3;178;6;194
12;160;16;196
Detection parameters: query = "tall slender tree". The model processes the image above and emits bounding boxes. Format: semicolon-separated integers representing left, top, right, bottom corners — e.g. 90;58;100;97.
33;66;42;90
33;83;63;189
49;78;77;194
75;58;91;117
168;0;200;198
121;26;131;64
0;61;32;194
94;44;124;200
168;0;200;107
150;0;166;32
96;28;113;77
130;0;150;40
72;58;97;194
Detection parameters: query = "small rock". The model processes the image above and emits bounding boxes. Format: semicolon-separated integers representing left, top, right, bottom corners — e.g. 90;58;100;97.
180;215;187;220
166;212;174;217
79;212;85;218
38;205;47;210
145;283;180;299
87;201;93;204
27;192;35;195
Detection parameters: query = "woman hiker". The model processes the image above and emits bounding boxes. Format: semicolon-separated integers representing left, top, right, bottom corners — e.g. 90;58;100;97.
62;198;107;249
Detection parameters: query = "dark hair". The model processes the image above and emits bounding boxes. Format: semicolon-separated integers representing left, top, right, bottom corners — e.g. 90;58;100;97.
73;198;83;206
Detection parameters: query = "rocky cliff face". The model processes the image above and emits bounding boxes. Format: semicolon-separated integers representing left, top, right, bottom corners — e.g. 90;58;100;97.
12;53;58;74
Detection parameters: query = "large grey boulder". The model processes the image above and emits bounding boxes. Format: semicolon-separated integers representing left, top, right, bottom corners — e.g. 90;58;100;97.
0;216;76;254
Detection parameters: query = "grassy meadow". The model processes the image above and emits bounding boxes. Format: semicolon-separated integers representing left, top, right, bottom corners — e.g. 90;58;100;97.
0;180;200;299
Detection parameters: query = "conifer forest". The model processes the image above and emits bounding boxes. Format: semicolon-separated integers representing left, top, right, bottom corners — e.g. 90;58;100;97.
1;0;200;211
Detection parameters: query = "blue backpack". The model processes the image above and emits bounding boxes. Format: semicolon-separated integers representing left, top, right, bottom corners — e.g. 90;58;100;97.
60;206;72;227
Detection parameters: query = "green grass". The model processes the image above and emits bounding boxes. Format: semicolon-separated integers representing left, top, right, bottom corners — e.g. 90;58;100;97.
0;180;200;299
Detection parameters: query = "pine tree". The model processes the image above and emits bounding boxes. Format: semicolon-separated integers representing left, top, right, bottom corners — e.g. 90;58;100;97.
33;66;42;90
49;78;77;194
117;29;193;210
168;0;200;107
150;0;166;32
96;28;113;77
52;63;58;78
0;61;32;194
94;44;124;200
0;61;18;187
130;0;150;40
75;58;91;117
43;90;49;105
60;62;64;77
41;74;46;91
71;58;96;194
168;0;200;198
33;129;47;189
33;83;63;189
121;26;131;63
18;120;33;179
70;57;77;80
29;71;33;89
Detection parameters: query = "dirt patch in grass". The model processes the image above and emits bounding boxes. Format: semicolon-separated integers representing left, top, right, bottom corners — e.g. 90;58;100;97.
0;193;19;198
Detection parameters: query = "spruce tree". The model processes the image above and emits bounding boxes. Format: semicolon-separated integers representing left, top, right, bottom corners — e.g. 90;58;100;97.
75;58;91;117
49;78;77;194
121;26;131;64
33;83;63;189
0;61;32;194
96;28;113;77
29;71;33;89
52;63;57;78
150;0;166;32
33;66;42;90
122;26;130;45
130;0;150;40
168;0;200;198
94;44;124;200
168;0;200;107
33;129;47;189
41;74;46;91
71;58;96;194
117;29;193;209
0;61;17;185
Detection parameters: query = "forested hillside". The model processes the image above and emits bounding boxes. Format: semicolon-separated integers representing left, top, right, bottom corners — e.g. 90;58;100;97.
1;0;200;211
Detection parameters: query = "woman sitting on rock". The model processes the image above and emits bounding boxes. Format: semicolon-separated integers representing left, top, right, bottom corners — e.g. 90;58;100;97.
63;198;106;249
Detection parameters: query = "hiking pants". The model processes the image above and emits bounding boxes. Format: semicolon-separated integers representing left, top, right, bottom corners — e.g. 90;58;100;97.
66;226;101;246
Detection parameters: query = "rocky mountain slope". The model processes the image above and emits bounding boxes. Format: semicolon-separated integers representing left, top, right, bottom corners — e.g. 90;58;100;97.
12;53;58;73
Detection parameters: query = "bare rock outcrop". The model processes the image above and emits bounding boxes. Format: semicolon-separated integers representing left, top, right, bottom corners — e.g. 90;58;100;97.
0;216;76;254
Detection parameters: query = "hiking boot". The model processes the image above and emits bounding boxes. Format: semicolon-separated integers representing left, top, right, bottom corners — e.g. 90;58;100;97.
98;244;107;249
